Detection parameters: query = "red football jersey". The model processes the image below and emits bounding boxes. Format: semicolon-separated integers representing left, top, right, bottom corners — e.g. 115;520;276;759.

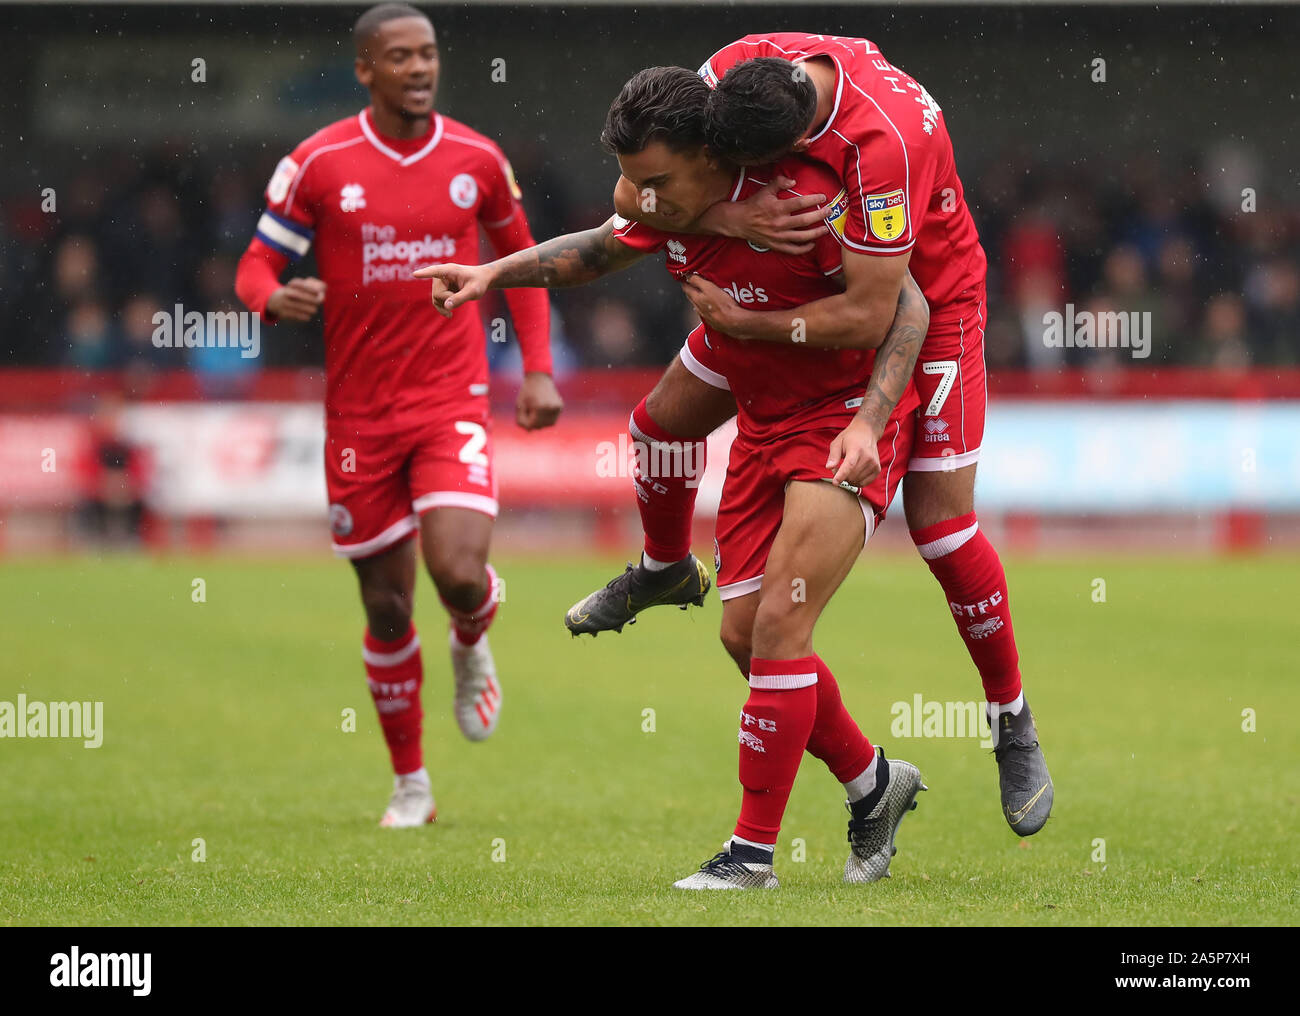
700;33;987;310
254;108;536;433
614;157;918;442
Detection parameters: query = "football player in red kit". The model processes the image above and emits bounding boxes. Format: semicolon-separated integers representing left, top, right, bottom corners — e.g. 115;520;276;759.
418;68;931;888
235;4;562;828
588;34;1052;837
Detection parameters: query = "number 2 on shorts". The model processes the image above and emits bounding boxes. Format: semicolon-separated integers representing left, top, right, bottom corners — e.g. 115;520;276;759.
455;421;489;466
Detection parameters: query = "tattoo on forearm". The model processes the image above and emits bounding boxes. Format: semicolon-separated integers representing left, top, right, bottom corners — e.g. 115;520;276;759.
861;283;926;429
492;224;632;288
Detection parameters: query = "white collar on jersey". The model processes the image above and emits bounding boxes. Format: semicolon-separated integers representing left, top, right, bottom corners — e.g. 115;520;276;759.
729;167;748;202
358;108;445;166
805;55;845;145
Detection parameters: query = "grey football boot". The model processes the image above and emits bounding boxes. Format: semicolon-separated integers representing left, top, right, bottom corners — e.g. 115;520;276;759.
844;751;927;882
564;553;711;636
992;700;1053;835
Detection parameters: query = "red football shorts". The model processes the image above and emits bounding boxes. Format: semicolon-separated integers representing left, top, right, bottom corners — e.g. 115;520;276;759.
713;409;914;600
909;284;987;472
324;401;498;559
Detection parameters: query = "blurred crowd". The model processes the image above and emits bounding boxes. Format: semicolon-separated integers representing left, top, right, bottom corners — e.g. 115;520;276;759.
2;140;1297;381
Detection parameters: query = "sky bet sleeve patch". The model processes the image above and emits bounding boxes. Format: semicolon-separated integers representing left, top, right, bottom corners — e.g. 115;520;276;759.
824;188;850;239
866;188;907;241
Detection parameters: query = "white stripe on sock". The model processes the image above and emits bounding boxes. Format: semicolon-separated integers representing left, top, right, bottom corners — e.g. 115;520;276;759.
363;635;421;667
914;520;979;560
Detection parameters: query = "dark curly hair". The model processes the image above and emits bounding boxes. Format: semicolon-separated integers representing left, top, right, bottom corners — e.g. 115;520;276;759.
706;57;818;165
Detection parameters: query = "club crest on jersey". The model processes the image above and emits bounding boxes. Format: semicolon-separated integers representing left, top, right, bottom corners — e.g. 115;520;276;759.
340;183;366;213
267;156;299;205
823;189;849;240
449;173;478;209
666;239;688;265
329;504;353;537
866;189;907;241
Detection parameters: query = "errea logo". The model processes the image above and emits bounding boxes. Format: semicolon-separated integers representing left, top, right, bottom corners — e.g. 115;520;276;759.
666;239;687;264
967;617;1005;639
922;417;949;443
340;183;367;212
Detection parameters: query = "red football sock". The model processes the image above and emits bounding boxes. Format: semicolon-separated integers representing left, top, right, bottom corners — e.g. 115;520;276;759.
363;625;424;775
733;656;819;845
630;398;705;564
805;655;876;783
911;512;1023;704
441;564;500;647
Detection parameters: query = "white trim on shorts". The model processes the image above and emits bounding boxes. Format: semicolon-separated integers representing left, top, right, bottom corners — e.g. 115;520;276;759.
678;343;730;391
333;514;419;559
412;491;500;518
716;492;876;601
908;446;981;472
718;574;764;601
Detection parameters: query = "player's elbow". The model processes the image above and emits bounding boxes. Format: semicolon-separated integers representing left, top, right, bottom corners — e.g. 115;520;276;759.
612;178;641;223
844;301;893;349
857;284;928;350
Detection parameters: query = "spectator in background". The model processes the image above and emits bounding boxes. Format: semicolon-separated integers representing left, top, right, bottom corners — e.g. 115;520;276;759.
75;391;151;548
1090;244;1164;363
61;299;119;370
7;141;1300;374
118;293;170;397
191;254;262;398
1001;196;1067;308
1000;189;1069;369
100;184;195;309
486;304;582;379
1195;294;1252;369
1015;269;1066;370
1155;235;1202;357
584;297;640;366
52;234;103;306
209;168;261;256
1245;257;1300;365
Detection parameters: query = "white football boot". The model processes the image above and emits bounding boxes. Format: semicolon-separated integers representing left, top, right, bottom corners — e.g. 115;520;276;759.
379;773;437;828
449;631;501;741
672;840;779;890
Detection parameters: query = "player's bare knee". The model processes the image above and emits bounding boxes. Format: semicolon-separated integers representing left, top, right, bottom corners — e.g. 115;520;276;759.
750;595;815;658
427;552;488;611
718;622;753;675
904;469;976;529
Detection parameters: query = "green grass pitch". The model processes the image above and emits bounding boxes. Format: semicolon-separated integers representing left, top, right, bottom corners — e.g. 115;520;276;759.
1;552;1296;926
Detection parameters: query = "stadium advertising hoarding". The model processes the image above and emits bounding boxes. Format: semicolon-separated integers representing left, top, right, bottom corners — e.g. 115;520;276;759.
3;402;1298;516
